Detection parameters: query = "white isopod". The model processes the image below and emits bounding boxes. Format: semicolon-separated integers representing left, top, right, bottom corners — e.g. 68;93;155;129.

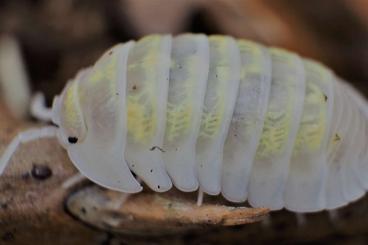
1;34;367;213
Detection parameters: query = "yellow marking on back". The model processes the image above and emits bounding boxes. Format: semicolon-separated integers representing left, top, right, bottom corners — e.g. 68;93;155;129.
166;102;193;142
256;48;296;158
62;82;82;128
77;45;121;107
165;56;196;142
90;59;115;85
238;39;263;75
61;80;86;141
199;36;228;138
256;94;293;158
293;82;327;153
126;35;161;143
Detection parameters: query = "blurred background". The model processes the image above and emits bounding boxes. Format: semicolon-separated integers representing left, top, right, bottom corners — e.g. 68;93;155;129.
0;0;367;100
1;0;368;243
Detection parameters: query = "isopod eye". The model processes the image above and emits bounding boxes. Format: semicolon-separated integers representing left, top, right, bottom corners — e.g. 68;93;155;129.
68;137;79;144
58;70;89;146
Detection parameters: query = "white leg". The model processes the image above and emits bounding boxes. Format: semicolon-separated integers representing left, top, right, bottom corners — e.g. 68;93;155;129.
63;174;130;210
328;209;339;223
261;214;271;227
0;126;58;174
110;177;143;210
111;176;142;210
30;92;53;122
296;213;307;226
62;173;85;189
197;188;204;206
109;193;130;210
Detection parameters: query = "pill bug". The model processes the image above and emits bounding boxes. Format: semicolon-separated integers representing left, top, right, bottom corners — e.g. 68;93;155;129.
1;34;367;213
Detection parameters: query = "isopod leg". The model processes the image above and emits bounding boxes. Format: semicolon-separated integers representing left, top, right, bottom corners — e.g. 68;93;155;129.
197;188;204;206
261;215;271;227
62;173;86;189
328;209;339;223
0;126;58;174
296;213;307;226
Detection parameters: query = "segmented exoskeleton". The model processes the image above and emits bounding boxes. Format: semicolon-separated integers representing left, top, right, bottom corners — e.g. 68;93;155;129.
1;34;367;213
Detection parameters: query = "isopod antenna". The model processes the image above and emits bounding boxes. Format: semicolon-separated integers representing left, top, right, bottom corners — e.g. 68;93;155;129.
0;126;58;175
31;92;54;122
0;91;60;174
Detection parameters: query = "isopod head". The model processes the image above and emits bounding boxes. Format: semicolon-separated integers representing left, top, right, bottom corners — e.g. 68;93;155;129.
52;71;88;147
49;43;143;193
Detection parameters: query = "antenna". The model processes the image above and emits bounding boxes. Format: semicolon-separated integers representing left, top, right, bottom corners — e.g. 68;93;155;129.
0;126;58;174
31;92;54;122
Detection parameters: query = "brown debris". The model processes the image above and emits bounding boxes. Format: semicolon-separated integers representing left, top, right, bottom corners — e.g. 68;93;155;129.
66;186;268;235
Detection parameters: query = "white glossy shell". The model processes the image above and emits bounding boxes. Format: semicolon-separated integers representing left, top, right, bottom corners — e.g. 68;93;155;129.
57;34;368;213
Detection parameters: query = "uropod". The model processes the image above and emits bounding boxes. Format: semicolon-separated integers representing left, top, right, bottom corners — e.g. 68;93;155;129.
1;34;367;213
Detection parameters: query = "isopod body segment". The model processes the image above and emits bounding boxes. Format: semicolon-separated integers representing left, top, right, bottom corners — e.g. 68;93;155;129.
1;34;367;213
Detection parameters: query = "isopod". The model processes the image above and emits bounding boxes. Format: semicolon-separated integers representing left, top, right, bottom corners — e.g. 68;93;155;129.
1;34;367;213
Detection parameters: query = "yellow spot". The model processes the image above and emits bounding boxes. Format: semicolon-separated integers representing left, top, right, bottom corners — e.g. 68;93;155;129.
127;102;156;143
166;102;192;142
126;35;162;143
61;80;86;141
293;82;327;153
256;106;292;158
256;48;297;158
199;36;229;138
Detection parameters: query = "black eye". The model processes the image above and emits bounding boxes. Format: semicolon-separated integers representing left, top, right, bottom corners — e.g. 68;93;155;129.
68;137;79;144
